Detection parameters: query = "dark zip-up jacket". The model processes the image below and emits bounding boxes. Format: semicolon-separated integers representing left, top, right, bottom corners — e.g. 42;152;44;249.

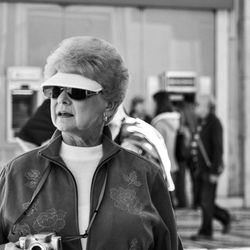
196;113;223;175
0;128;183;250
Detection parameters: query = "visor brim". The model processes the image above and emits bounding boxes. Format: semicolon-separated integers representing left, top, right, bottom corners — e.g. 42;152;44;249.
41;72;103;92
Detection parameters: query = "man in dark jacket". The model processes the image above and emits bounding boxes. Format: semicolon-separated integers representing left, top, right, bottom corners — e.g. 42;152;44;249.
190;94;231;240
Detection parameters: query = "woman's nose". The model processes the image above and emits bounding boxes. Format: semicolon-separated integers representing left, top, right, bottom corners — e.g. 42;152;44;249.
57;89;71;104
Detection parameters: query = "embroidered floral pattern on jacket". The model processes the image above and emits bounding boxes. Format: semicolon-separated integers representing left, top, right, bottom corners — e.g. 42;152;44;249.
33;208;67;233
15;223;31;236
110;187;143;215
25;169;41;189
22;199;39;216
129;238;140;250
7;223;31;242
123;171;142;187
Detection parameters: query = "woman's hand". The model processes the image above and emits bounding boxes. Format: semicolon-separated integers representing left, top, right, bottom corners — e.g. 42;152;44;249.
3;242;21;250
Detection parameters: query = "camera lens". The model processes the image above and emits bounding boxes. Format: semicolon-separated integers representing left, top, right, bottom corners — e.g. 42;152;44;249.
29;245;45;250
30;246;43;250
30;247;42;250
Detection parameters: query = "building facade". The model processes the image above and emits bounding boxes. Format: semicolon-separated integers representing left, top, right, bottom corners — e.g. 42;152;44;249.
1;0;249;206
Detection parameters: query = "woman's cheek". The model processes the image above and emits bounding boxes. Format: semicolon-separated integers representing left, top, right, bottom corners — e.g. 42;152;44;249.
50;110;57;128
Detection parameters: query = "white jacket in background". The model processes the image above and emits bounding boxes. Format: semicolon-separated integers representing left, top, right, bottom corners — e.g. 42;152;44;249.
152;112;181;172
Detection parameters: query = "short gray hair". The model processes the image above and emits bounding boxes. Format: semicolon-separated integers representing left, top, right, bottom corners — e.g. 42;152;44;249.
44;36;129;106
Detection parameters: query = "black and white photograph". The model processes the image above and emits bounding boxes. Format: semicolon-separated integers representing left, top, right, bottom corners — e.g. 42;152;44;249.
0;0;249;249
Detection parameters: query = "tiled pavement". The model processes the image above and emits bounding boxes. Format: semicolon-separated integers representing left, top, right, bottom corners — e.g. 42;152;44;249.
175;208;250;250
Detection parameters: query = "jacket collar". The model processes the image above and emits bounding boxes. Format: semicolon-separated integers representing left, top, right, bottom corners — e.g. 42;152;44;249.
39;126;121;165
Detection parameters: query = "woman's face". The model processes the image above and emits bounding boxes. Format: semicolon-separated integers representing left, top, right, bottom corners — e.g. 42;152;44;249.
50;88;107;138
195;97;210;119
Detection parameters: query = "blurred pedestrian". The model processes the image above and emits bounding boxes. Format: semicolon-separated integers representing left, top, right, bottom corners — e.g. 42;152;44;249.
174;96;196;208
174;109;191;208
180;97;198;209
151;91;181;207
190;94;231;240
0;36;183;250
129;96;151;123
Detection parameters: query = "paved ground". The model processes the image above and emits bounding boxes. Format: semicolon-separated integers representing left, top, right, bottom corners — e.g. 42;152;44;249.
175;208;250;250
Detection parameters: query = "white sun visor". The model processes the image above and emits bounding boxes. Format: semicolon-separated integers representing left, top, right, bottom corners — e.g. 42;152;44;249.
41;72;103;92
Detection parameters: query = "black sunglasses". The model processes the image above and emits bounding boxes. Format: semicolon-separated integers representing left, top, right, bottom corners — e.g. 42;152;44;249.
43;86;102;100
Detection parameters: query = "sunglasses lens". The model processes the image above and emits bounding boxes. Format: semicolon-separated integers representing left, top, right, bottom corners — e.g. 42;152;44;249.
43;86;99;100
43;86;61;98
70;88;86;100
52;87;62;98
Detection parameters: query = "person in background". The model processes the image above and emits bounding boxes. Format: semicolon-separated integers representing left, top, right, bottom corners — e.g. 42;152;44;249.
151;91;181;207
129;96;151;123
179;96;198;209
190;94;231;240
173;107;190;208
173;95;197;209
16;99;56;152
0;36;183;250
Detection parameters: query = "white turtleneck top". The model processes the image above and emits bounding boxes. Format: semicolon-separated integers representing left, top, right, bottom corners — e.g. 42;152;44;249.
59;141;103;250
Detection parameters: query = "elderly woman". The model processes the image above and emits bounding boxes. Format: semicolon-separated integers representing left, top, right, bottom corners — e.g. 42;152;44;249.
0;36;183;250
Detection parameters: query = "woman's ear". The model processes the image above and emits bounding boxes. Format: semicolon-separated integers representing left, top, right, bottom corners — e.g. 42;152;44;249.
104;102;119;123
106;101;118;112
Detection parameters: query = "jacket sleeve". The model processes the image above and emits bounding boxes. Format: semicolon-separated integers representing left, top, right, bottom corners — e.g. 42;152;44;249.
150;170;183;250
210;118;223;175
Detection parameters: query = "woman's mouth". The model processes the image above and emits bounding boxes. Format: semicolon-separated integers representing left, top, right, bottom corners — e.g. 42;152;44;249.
58;111;73;118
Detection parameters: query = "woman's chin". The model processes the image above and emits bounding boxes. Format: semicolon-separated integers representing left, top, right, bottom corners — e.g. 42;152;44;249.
56;123;73;133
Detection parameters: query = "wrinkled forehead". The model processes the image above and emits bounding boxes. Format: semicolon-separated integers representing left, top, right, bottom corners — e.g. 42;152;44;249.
41;72;103;91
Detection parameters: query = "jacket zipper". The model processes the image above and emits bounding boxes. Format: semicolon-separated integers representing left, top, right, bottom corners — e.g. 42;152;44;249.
40;156;81;240
86;150;120;250
42;149;120;250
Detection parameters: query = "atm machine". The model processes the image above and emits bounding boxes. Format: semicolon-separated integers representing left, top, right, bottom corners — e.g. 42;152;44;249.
6;66;43;142
158;71;197;104
146;71;198;118
157;71;198;131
